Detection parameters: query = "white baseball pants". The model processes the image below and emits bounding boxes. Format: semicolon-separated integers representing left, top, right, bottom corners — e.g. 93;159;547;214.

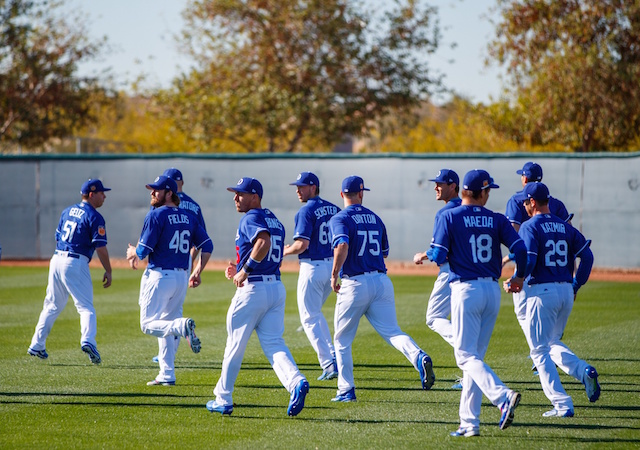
213;280;306;406
297;260;335;370
139;267;189;383
334;272;424;395
426;262;454;347
451;279;514;429
30;252;97;350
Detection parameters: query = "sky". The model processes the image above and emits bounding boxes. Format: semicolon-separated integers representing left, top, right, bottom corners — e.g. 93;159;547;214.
63;0;505;104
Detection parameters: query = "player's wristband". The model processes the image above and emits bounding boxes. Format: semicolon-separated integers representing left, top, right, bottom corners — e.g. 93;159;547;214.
244;257;260;273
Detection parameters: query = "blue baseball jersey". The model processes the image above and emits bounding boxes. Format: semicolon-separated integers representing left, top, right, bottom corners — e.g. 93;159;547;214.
137;206;213;270
236;208;285;276
178;192;207;231
506;191;569;226
55;201;107;259
329;205;388;277
292;196;340;260
432;205;523;282
519;213;591;285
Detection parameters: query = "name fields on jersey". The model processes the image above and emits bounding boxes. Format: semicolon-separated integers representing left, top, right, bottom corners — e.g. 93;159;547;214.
69;207;86;219
314;205;339;219
463;215;494;228
351;213;377;225
167;213;191;225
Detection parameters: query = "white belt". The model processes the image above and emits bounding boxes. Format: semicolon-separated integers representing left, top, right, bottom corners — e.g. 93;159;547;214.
299;257;333;263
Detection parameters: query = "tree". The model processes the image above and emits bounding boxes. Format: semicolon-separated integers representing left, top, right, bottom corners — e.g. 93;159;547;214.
489;0;640;152
162;0;442;153
0;0;107;149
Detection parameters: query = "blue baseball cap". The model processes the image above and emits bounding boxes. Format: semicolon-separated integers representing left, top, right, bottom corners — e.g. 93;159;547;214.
162;168;183;181
290;171;320;187
227;177;263;199
146;175;178;193
342;175;370;193
516;162;543;182
428;169;459;185
462;169;499;191
522;181;550;201
81;179;111;195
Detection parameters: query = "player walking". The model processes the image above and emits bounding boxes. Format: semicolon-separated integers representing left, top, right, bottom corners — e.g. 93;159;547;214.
283;171;340;381
504;182;599;417
328;175;436;403
206;177;309;417
126;175;213;386
28;179;112;364
430;169;527;437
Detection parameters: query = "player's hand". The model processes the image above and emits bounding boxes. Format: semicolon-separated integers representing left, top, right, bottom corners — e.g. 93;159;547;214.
331;276;341;293
413;252;425;265
102;271;112;288
126;243;138;270
225;261;237;280
189;273;202;288
233;269;248;288
503;276;524;293
283;244;292;257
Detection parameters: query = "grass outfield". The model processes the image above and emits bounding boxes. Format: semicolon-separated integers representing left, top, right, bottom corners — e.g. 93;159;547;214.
1;266;639;449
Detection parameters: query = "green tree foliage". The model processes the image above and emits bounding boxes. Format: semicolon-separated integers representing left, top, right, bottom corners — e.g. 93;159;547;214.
0;0;107;149
489;0;640;152
161;0;442;153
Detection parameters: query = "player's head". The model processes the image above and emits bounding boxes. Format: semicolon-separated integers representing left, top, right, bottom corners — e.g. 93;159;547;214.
227;177;263;212
341;175;369;204
290;171;320;202
516;162;543;186
80;179;111;207
428;169;459;202
522;181;550;216
146;175;180;207
162;168;184;191
462;169;499;204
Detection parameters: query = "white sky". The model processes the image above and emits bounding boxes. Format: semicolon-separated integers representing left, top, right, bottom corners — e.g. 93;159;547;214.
65;0;505;104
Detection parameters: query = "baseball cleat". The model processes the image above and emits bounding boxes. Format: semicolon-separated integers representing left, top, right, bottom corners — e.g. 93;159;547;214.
184;318;201;354
206;400;233;415
81;342;101;364
450;426;480;437
451;377;463;390
152;355;159;363
317;361;338;381
287;379;309;416
499;391;521;430
542;408;574;418
147;379;175;386
583;366;601;402
417;352;436;390
331;387;357;402
27;347;49;359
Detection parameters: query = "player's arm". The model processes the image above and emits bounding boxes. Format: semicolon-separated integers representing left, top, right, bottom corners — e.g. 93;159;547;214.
413;251;428;265
572;242;594;298
233;231;270;288
189;251;212;288
283;238;309;257
331;241;349;293
95;246;112;288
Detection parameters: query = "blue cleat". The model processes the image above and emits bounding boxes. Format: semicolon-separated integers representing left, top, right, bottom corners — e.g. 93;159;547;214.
185;318;201;353
206;400;233;415
152;355;159;363
28;347;48;360
318;361;338;381
417;352;435;390
450;426;480;437
583;366;601;402
81;342;101;364
147;379;175;386
543;408;574;418
499;391;521;430
331;387;356;402
287;379;309;416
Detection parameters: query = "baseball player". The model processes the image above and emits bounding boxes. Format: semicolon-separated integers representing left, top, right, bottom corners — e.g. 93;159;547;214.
206;177;309;417
150;167;207;364
430;169;527;437
283;171;340;381
126;175;213;386
328;175;436;403
504;182;599;417
28;179;112;364
414;169;462;389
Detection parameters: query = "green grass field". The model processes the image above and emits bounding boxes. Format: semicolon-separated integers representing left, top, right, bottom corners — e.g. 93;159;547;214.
1;265;639;449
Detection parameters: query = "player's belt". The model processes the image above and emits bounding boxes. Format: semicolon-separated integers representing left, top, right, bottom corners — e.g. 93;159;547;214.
54;250;81;259
342;270;382;279
454;276;497;283
247;274;280;283
299;257;333;263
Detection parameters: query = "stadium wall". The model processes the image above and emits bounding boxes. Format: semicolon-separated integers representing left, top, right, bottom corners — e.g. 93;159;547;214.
1;153;638;268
